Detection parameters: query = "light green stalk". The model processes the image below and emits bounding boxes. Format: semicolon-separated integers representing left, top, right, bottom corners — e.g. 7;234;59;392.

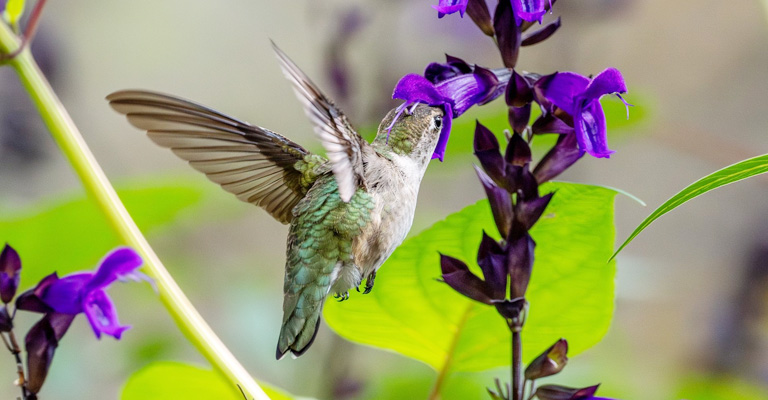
0;20;269;400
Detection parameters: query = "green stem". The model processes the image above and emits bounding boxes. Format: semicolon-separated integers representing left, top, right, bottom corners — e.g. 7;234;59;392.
0;20;269;400
427;305;473;400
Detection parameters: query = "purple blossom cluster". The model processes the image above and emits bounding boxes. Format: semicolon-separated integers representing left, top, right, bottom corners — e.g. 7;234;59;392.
394;1;629;399
0;245;145;399
391;0;628;162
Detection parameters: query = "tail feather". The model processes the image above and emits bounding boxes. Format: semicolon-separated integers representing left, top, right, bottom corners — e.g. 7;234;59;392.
276;303;323;360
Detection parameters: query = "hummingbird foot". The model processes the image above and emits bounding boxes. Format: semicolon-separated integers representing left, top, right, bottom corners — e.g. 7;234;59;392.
363;271;377;295
333;291;350;302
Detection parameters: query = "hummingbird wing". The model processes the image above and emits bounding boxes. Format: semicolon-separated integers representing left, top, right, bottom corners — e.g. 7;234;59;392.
272;42;368;203
107;90;325;224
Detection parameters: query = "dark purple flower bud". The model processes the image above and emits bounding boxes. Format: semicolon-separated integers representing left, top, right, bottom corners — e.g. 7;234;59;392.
503;164;538;201
509;105;531;135
521;17;561;46
0;244;22;303
477;232;508;299
525;338;568;380
505;131;531;166
535;68;628;158
0;306;12;332
511;0;551;25
506;232;534;298
493;297;526;322
475;165;513;238
474;121;506;183
433;0;469;18
16;273;58;314
439;254;494;304
516;192;553;230
466;0;495;36
533;133;584;183
531;112;575;135
424;55;473;84
25;313;76;394
535;384;601;400
494;0;522;68
505;71;534;108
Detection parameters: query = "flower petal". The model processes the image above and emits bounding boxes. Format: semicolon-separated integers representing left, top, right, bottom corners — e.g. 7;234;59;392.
0;244;21;303
494;0;522;67
521;17;561;46
82;289;130;339
432;0;468;17
16;273;60;314
575;101;614;158
393;74;447;106
475;165;512;238
436;68;498;116
538;72;590;116
582;67;627;102
85;247;143;292
533;133;584;183
41;273;92;314
511;0;549;24
431;105;453;161
477;232;508;298
466;0;494;36
439;254;494;304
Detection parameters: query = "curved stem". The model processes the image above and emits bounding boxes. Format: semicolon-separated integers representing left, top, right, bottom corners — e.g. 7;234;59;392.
0;20;269;400
427;305;473;400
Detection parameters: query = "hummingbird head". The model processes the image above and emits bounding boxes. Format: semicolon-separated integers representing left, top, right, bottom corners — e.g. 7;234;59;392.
373;104;445;166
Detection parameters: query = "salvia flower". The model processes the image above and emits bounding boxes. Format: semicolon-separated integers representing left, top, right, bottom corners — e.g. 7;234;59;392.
535;384;618;400
432;0;468;18
391;62;503;161
17;247;146;339
0;243;22;303
535;68;629;158
511;0;552;25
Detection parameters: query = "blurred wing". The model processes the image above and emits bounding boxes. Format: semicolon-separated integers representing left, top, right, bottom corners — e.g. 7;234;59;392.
272;41;367;202
107;90;321;224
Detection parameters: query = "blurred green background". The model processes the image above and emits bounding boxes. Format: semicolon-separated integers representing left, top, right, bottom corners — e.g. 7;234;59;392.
2;0;768;399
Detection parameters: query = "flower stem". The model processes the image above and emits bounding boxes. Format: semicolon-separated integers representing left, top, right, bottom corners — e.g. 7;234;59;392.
512;330;522;400
0;20;269;400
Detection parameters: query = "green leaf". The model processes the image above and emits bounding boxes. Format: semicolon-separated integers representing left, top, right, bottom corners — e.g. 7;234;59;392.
612;153;768;259
676;375;768;400
325;182;617;375
121;361;298;400
2;0;25;25
0;181;204;287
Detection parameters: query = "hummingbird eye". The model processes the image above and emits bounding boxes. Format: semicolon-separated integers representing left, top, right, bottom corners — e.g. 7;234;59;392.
433;115;443;130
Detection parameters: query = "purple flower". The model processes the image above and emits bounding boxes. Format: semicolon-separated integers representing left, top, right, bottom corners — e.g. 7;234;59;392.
432;0;468;18
0;243;22;303
535;384;618;400
17;247;145;339
535;68;628;158
391;62;503;161
511;0;552;25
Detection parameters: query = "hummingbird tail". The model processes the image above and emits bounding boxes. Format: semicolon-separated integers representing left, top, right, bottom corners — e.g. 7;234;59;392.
275;300;324;360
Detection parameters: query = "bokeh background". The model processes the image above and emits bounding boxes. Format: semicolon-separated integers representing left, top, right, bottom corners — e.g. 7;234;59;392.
2;0;768;399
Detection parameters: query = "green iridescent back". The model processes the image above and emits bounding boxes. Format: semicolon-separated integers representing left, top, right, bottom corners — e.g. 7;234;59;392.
277;173;374;357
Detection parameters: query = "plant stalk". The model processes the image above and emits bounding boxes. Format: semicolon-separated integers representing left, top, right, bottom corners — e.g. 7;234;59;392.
512;330;522;400
0;20;269;400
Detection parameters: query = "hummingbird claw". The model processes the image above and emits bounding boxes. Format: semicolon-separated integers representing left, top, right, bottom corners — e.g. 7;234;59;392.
363;271;377;295
335;291;350;302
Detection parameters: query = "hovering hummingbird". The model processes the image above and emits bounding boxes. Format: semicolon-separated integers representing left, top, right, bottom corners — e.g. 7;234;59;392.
107;43;445;359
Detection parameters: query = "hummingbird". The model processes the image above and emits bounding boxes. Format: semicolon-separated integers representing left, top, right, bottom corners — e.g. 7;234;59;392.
106;43;445;359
